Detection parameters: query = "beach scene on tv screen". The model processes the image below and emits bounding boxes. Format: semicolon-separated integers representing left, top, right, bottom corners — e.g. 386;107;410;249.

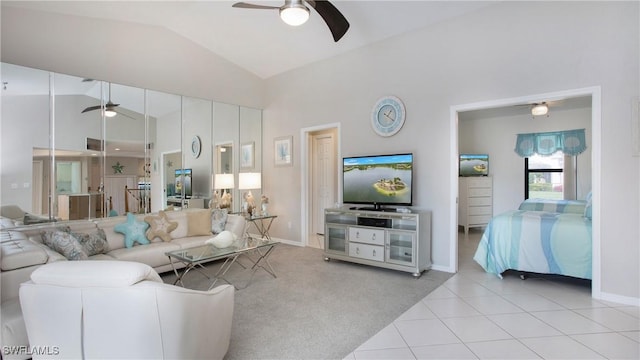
343;154;412;204
459;155;488;176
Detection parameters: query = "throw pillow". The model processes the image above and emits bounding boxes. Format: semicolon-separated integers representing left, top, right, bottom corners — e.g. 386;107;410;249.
72;228;109;256
145;210;178;242
187;210;213;237
211;209;228;234
114;212;150;248
205;230;237;249
41;230;88;261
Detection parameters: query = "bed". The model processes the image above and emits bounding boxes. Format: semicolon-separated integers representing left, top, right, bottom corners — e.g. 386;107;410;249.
473;199;592;280
518;198;587;214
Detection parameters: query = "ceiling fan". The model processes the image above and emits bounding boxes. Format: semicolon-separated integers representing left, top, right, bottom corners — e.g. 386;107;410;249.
232;0;350;42
81;82;120;118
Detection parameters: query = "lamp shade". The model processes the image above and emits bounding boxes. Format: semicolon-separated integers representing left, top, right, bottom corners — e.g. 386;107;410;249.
238;172;261;190
214;173;235;189
280;3;309;26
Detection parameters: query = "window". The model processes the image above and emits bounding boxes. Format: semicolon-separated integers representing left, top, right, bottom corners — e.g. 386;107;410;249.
524;152;570;200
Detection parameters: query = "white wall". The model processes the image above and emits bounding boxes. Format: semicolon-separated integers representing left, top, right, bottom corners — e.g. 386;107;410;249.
263;2;639;302
459;106;592;215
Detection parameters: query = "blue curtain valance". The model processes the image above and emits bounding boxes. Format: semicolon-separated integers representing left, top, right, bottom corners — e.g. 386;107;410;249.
515;129;587;157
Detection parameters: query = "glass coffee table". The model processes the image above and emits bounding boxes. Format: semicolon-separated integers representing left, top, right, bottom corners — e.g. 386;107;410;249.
166;237;277;290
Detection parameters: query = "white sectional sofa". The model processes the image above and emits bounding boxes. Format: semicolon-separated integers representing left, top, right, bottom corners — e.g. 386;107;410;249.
0;208;245;359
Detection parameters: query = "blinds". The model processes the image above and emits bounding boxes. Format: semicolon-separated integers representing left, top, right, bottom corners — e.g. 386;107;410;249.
515;129;587;157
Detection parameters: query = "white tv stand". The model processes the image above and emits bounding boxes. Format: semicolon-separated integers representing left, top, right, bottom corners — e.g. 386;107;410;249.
323;208;431;277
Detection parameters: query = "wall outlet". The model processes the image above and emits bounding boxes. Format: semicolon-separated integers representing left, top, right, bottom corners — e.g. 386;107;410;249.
23;182;30;188
287;221;292;229
10;183;18;189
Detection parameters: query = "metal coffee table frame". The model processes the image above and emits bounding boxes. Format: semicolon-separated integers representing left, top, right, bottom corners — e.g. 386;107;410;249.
166;238;277;290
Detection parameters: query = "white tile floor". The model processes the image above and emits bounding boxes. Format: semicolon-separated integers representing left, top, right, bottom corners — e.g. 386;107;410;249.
345;230;640;360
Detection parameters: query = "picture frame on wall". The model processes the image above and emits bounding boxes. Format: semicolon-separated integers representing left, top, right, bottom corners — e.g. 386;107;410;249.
274;136;293;167
240;141;255;169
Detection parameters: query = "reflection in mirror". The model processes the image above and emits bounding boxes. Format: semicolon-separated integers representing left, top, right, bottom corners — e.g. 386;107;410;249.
216;143;233;174
1;63;51;222
101;82;148;217
1;62;263;226
147;89;181;212
182;96;212;209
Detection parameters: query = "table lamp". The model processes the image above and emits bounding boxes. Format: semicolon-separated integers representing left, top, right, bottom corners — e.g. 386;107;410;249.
213;173;234;209
238;172;261;216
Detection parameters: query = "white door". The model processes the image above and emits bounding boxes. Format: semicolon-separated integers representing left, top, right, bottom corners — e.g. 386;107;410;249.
311;133;336;236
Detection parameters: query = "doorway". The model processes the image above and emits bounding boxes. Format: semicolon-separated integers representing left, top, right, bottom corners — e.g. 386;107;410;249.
450;86;602;298
301;124;341;249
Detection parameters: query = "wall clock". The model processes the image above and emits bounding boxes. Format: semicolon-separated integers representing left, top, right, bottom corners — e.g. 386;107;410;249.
371;96;406;137
191;135;202;158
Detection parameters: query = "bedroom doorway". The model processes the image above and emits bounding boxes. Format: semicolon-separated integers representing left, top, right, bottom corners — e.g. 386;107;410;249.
450;86;601;298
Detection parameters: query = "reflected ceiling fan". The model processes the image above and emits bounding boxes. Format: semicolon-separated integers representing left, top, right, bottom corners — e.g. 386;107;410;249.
81;82;121;118
232;0;350;42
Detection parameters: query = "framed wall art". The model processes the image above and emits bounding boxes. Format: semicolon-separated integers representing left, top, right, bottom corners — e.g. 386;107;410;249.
240;141;255;169
274;136;293;167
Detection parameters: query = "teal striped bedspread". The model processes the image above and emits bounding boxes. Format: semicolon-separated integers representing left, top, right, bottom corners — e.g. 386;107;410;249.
518;198;587;214
473;210;592;279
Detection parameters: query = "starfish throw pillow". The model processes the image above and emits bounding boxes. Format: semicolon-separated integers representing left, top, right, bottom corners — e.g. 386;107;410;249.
114;212;150;248
145;210;178;242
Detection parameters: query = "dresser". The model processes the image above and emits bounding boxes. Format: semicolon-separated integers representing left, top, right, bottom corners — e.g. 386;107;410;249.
458;177;493;235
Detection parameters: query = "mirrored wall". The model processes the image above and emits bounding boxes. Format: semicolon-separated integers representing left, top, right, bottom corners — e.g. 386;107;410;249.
1;62;262;223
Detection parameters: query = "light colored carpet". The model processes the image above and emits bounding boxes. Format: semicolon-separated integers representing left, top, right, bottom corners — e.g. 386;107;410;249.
161;244;451;360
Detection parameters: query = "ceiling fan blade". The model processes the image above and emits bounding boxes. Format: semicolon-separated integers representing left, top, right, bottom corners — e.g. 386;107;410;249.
232;2;280;10
81;105;102;113
308;0;350;42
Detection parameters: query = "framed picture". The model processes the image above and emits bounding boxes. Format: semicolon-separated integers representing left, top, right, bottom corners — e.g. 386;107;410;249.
240;141;255;169
274;136;293;167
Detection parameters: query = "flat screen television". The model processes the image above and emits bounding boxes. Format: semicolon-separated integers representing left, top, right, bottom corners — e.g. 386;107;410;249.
174;168;193;198
343;153;413;211
459;154;489;176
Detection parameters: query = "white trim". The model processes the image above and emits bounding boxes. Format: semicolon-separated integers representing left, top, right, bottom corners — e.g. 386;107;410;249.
449;86;602;299
300;123;341;247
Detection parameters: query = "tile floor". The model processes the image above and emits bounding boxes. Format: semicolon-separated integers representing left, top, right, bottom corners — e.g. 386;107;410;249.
345;230;640;359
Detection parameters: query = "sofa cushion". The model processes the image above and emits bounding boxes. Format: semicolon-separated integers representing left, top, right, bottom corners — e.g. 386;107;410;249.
144;211;178;242
108;242;181;269
114;213;150;248
1;238;49;271
187;210;212;237
166;211;188;239
41;230;88;261
211;209;228;234
205;230;236;249
30;260;163;287
72;228;109;256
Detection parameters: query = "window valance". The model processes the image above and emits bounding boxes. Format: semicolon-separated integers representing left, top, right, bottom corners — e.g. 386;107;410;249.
514;129;587;157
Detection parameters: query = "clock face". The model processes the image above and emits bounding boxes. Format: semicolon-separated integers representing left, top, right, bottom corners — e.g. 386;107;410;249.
371;96;405;137
191;136;201;158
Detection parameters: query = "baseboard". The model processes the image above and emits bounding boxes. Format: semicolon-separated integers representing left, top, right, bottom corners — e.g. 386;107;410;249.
596;290;640;306
430;264;455;273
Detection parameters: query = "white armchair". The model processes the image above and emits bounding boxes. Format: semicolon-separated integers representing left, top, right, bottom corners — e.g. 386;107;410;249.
19;261;234;360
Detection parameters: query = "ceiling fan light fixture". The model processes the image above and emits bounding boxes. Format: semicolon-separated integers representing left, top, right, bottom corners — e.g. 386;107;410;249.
280;3;309;26
103;108;117;118
531;103;549;116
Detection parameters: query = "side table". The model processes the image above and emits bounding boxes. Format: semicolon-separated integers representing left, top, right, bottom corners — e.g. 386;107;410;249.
244;214;277;241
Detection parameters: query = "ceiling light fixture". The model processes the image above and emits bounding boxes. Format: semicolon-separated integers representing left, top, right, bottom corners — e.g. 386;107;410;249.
280;0;309;26
103;108;117;118
531;103;549;117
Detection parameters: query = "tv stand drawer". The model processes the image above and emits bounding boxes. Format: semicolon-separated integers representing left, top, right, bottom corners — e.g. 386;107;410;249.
348;227;384;246
349;243;384;262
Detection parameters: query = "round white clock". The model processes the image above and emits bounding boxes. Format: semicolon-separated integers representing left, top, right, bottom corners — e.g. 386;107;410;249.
191;135;202;158
371;96;406;137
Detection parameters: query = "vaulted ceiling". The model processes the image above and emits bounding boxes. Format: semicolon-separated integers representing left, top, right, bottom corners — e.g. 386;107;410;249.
3;1;497;79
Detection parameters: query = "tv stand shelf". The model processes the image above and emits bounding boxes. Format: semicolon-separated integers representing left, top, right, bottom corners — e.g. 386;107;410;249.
323;208;431;277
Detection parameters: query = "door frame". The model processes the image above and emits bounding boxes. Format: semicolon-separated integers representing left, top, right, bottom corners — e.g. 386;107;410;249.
449;86;601;299
300;123;341;247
